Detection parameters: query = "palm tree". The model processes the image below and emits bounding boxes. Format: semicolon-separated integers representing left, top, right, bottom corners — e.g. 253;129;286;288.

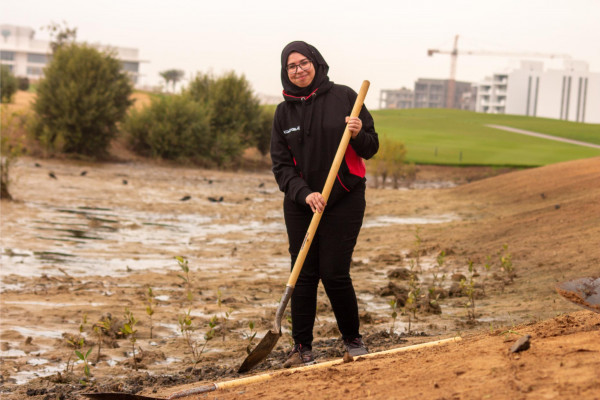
159;69;185;93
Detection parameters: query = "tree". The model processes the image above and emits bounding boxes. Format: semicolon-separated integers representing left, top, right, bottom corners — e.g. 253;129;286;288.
159;69;185;93
371;136;413;188
0;65;17;103
187;71;265;163
31;43;133;157
124;94;212;163
43;21;77;53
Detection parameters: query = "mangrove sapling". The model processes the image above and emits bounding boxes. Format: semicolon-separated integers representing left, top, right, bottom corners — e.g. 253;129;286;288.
75;347;93;384
146;286;156;339
217;289;234;342
178;309;195;355
64;313;88;373
498;244;514;283
176;256;193;304
460;260;477;321
92;316;111;363
413;227;423;272
120;308;139;371
178;312;217;368
433;250;447;288
388;299;398;335
406;260;422;319
244;321;258;354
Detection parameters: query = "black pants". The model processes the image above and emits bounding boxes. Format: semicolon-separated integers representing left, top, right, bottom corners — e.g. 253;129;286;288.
283;184;365;348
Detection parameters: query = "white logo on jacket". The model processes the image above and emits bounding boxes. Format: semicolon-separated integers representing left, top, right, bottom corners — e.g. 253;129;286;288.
283;126;300;135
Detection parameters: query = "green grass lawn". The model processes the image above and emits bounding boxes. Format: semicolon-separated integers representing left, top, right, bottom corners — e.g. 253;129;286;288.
371;109;600;166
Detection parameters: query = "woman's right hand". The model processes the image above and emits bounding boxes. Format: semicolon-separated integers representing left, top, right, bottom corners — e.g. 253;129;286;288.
305;192;326;213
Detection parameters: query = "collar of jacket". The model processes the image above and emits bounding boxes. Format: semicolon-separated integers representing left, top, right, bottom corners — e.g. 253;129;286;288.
282;87;319;102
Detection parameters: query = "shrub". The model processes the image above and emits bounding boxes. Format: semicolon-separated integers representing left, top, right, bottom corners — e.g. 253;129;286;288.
1;109;29;200
256;105;275;155
188;71;267;165
17;76;30;91
124;94;212;163
1;65;17;103
371;136;413;188
31;43;132;157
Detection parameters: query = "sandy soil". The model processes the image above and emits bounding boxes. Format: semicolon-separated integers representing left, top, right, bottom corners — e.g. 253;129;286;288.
1;152;599;400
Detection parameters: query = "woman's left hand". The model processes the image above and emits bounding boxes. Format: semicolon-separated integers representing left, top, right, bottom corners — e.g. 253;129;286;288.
345;116;362;138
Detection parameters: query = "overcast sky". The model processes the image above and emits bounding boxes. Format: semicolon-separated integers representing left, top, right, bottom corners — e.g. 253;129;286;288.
3;0;599;109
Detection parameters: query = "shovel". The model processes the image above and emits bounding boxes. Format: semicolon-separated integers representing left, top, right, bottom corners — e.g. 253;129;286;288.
556;276;600;313
237;80;371;373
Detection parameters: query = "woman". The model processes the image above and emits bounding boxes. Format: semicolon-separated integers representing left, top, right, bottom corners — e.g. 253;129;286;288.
271;41;379;367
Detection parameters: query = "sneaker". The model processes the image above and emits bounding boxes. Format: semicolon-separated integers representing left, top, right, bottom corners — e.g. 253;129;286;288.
344;337;368;357
283;344;314;368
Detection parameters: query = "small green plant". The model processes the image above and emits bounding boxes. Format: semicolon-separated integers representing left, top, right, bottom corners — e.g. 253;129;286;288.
175;256;213;368
405;257;421;320
205;315;218;344
433;250;446;286
413;227;422;272
499;244;514;282
217;289;234;342
146;286;156;339
92;316;111;363
63;313;88;374
176;256;193;303
460;260;477;321
486;244;514;285
388;299;398;335
120;308;139;371
66;313;87;349
244;321;258;354
178;308;194;350
75;347;93;383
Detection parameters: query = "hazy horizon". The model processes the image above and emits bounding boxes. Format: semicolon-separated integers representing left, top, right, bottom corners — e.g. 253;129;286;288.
2;0;599;109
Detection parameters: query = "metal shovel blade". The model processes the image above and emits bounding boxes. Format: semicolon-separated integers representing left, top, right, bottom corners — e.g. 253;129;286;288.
238;329;282;373
556;277;600;313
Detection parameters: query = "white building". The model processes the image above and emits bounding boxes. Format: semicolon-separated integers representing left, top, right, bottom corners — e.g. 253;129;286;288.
0;24;143;85
476;60;600;123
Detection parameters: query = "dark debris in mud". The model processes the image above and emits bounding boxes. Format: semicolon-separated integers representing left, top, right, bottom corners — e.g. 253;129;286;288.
7;329;434;400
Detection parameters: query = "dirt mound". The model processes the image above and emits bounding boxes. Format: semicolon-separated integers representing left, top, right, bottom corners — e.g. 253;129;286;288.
154;311;600;400
433;156;600;281
453;156;600;209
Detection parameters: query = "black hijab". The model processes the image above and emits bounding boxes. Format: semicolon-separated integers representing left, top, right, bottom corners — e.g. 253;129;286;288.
280;41;333;98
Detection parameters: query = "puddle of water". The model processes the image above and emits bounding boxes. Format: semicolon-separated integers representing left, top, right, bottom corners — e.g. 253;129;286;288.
2;202;286;279
409;181;457;189
155;357;181;365
0;283;25;293
27;358;49;366
9;326;64;340
1;349;27;357
12;362;67;385
363;214;458;228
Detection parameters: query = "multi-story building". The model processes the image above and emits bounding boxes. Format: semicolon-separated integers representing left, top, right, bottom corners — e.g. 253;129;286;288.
379;87;414;109
0;24;143;85
379;80;473;110
476;60;600;123
413;78;472;109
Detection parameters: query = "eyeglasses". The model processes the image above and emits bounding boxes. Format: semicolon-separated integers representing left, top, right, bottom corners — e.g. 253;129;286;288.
286;59;312;74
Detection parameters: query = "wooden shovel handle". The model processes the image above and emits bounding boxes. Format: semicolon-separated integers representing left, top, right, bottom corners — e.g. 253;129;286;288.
286;80;370;287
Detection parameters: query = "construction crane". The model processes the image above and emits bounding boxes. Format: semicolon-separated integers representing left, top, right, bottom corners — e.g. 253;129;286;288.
427;35;572;108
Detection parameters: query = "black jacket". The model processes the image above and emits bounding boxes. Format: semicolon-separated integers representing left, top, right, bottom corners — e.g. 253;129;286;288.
271;83;379;206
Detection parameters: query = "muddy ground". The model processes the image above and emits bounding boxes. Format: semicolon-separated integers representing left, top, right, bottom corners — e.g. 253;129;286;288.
1;153;599;400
